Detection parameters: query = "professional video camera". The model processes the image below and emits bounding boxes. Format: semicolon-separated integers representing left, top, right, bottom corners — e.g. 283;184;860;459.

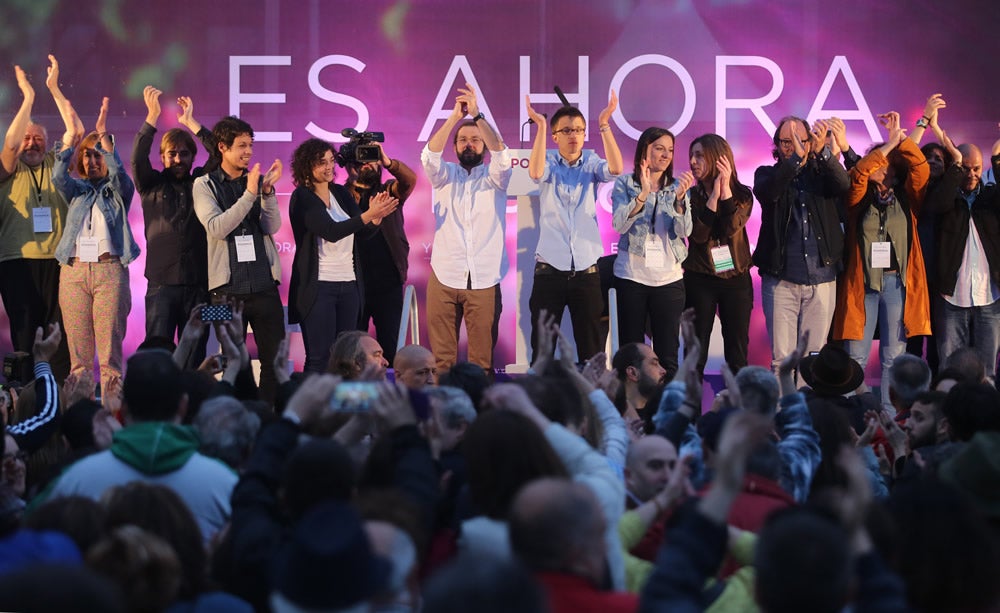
336;128;386;167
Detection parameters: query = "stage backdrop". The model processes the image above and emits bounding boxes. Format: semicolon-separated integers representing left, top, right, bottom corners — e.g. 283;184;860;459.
1;0;997;375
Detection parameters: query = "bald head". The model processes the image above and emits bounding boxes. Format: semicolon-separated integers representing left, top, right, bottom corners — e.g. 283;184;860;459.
393;344;436;389
625;435;678;503
958;144;983;192
509;478;606;583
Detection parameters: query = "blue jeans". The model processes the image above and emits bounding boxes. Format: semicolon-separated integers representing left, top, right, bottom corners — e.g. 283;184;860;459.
935;295;1000;378
845;272;905;405
302;281;360;374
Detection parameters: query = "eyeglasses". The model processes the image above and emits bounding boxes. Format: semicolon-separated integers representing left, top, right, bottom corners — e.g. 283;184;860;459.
456;137;483;146
553;128;586;136
3;451;27;463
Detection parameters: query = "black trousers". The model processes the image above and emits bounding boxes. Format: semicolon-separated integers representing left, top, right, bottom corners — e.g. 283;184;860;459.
361;283;403;365
683;270;753;380
529;265;603;363
0;258;70;380
615;276;686;381
226;285;285;404
145;282;209;370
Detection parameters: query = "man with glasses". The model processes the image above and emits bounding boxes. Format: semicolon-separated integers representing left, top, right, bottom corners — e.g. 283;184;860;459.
0;60;70;379
925;142;1000;379
753;116;849;377
422;84;512;375
524;92;623;363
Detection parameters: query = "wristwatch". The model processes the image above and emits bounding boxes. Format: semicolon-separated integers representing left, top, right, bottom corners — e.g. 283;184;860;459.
471;112;485;122
916;117;930;128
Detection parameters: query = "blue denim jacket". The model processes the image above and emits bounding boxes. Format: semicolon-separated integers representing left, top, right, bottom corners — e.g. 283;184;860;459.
611;174;691;262
52;143;139;266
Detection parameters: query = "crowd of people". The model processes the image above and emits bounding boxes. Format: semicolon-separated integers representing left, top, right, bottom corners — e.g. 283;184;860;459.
0;55;999;612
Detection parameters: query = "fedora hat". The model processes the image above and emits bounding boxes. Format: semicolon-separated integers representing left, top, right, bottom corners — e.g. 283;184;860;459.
799;343;865;396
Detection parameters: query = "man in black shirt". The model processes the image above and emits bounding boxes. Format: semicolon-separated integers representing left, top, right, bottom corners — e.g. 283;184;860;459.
132;86;216;368
337;138;416;364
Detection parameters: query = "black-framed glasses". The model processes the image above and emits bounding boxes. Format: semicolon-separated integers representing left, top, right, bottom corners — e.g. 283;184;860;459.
553;127;585;136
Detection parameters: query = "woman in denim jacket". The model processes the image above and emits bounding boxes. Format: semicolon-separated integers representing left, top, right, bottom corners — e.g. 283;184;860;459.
51;89;137;406
611;127;694;379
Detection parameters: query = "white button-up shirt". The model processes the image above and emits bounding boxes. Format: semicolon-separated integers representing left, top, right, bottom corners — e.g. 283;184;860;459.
946;192;1000;307
422;145;512;290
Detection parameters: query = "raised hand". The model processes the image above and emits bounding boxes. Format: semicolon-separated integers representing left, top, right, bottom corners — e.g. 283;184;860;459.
524;95;546;126
940;129;961;164
143;86;162;126
45;54;62;96
364;191;399;225
95;97;109;135
598;89;618;126
32;323;62;363
262;159;282;193
530;309;558;374
176;96;194;125
372;381;417;430
247;162;262;194
638;159;653;197
777;329;809;396
14;65;34;102
809;118;829;154
456;82;480;117
674;170;695;197
923;93;946;127
827;117;849;156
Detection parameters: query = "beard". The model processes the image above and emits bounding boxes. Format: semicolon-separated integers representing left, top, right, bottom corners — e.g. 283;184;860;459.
354;166;382;189
167;163;191;180
20;147;44;167
637;373;662;400
458;147;484;168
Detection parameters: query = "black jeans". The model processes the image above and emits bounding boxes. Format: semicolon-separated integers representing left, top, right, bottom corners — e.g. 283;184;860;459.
529;265;603;363
683;270;753;380
360;283;403;365
226;285;285;404
302;281;360;374
145;282;209;369
0;258;70;380
615;276;686;380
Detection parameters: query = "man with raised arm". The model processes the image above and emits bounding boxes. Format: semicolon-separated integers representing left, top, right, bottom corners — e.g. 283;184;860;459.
337;132;416;365
192;116;284;403
924;137;1000;379
133;86;217;368
421;83;512;376
524;91;623;364
753;117;849;377
0;58;70;378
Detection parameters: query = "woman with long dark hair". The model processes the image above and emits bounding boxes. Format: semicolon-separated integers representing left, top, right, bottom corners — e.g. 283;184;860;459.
611;127;694;379
287;138;397;373
682;134;754;381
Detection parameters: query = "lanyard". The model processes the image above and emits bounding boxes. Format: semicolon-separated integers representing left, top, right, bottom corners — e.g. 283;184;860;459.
28;164;45;204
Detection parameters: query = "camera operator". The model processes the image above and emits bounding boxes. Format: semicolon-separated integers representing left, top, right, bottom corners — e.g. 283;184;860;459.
337;131;416;364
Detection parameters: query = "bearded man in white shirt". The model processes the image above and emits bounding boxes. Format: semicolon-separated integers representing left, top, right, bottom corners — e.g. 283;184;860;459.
421;83;512;376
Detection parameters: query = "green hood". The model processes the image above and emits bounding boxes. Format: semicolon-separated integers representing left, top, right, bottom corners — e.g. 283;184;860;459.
110;422;200;475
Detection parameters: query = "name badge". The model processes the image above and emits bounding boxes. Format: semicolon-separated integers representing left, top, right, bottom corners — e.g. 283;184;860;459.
645;239;666;268
711;244;735;273
32;208;52;233
871;241;891;269
78;237;100;262
235;234;257;262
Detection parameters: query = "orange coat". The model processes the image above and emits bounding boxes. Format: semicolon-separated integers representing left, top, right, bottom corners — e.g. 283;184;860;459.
833;139;930;340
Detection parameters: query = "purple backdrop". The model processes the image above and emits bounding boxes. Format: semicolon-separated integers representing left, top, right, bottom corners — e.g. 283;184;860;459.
1;0;997;373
